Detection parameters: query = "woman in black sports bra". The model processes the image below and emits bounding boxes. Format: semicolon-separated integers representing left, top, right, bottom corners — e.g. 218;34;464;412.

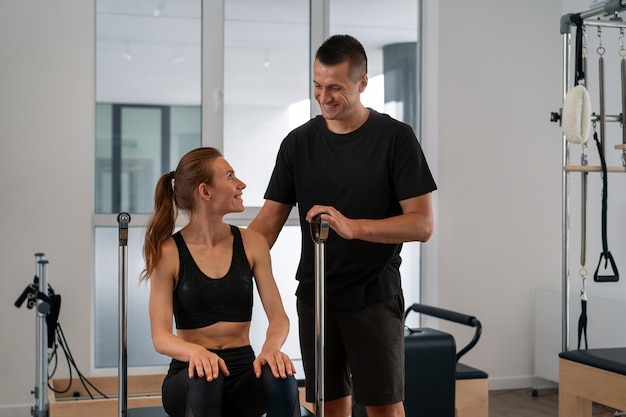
141;147;300;417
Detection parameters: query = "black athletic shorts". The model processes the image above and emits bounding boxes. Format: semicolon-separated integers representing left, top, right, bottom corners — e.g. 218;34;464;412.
297;294;405;406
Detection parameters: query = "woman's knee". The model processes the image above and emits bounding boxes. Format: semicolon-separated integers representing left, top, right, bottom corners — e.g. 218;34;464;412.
187;373;225;410
261;365;301;417
261;365;298;395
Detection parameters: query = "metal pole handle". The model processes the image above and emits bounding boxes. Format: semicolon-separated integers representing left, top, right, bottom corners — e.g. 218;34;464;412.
310;215;329;417
34;256;49;417
117;212;130;417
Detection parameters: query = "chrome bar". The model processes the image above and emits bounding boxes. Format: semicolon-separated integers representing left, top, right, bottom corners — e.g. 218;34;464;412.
35;258;49;417
562;31;571;353
117;212;131;417
311;216;329;417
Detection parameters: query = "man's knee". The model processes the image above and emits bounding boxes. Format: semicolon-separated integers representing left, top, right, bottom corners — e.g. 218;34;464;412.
322;396;352;417
364;402;405;417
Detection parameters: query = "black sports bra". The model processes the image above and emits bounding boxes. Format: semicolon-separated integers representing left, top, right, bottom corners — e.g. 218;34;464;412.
172;225;253;330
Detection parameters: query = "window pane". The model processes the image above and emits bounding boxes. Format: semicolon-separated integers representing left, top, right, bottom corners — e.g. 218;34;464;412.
95;0;202;214
95;1;201;105
95;104;201;213
94;226;170;367
223;0;310;206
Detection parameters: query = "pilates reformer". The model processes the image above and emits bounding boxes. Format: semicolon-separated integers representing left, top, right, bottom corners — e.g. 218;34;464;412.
555;2;626;416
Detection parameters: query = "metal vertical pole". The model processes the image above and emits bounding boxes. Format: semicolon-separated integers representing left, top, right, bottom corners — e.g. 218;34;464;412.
34;257;49;417
310;216;329;417
118;212;131;417
561;30;571;353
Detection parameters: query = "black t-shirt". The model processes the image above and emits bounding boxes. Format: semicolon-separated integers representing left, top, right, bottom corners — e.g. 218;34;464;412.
265;109;437;311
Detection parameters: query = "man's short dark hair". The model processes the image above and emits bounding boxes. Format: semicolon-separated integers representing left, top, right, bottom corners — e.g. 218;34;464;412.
315;34;368;81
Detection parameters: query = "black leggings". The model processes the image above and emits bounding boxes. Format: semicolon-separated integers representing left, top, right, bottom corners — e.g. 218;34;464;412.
162;346;300;417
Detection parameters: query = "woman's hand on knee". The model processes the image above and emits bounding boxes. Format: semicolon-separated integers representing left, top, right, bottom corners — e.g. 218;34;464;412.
188;348;230;381
253;350;296;379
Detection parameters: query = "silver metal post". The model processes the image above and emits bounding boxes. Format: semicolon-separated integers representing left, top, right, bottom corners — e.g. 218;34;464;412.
310;216;329;417
561;31;571;353
117;212;131;417
34;258;49;417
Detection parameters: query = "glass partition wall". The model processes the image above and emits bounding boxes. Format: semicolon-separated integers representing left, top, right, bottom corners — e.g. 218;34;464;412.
94;0;421;369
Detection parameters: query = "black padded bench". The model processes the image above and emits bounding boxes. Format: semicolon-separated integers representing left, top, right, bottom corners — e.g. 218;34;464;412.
405;304;489;417
559;347;626;417
301;304;489;417
456;362;489;417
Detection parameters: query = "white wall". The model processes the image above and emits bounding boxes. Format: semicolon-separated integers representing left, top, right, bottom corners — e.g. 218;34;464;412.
0;1;96;415
1;0;625;414
421;0;564;390
422;0;626;391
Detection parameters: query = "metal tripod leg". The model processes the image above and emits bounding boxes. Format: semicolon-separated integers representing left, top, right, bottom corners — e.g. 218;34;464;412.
310;216;329;417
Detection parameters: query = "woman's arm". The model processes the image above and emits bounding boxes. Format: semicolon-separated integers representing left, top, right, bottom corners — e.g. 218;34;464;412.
241;228;295;379
148;238;229;380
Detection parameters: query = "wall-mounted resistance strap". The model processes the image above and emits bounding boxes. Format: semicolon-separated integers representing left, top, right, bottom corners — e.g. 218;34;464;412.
621;31;626;165
592;129;619;282
574;17;586;85
578;294;588;349
578;150;589;350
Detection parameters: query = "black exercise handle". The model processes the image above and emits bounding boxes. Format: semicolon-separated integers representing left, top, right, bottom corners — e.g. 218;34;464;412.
405;302;478;327
405;302;482;362
14;275;38;308
594;251;619;282
14;284;34;308
309;214;329;243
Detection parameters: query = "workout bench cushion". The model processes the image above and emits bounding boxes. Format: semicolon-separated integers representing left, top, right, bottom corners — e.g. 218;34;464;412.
559;348;626;375
456;362;488;380
559;348;626;417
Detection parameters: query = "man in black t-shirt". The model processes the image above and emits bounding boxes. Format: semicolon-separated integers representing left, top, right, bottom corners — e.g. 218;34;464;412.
249;34;437;417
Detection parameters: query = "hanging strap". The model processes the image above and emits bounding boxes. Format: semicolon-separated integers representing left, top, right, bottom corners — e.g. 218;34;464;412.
620;29;626;151
574;17;585;85
577;151;589;350
578;297;588;350
592;130;619;282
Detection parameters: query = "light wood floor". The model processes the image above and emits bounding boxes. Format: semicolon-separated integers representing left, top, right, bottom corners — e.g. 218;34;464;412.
489;388;621;417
